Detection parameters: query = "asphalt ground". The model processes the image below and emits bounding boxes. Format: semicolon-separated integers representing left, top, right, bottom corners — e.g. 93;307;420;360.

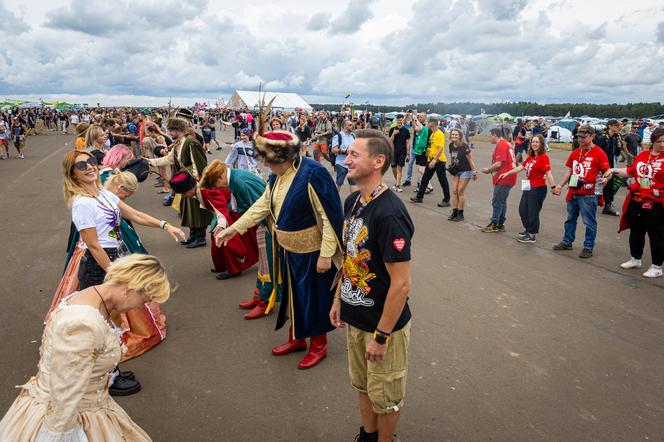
1;128;663;441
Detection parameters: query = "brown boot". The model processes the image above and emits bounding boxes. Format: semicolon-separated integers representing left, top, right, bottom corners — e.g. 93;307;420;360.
244;300;271;320
239;288;259;310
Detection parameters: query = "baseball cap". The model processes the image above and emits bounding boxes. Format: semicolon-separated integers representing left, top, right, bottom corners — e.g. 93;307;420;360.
577;125;595;137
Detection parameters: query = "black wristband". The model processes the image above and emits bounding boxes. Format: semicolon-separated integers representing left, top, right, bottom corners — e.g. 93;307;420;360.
375;328;391;337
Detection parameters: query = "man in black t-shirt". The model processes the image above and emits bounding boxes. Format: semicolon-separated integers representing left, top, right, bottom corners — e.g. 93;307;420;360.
388;115;410;192
329;128;414;442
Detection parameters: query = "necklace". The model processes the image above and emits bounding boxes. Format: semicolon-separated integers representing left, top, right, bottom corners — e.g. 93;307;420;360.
93;286;111;319
349;183;385;219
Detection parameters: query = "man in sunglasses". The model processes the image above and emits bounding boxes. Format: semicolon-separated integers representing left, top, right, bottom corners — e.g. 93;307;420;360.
552;125;610;259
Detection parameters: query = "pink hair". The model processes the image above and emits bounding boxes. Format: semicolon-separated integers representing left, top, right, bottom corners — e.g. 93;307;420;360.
102;144;133;169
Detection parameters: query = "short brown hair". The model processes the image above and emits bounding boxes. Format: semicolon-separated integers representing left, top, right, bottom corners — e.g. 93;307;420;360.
650;127;664;145
354;129;392;174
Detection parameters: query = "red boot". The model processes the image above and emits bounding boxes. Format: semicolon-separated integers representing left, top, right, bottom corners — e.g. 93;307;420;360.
239;288;259;310
244;300;271;320
298;334;327;370
272;329;307;356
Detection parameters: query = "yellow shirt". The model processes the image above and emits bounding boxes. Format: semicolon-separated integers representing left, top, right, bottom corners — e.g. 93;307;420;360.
232;163;339;258
426;129;447;162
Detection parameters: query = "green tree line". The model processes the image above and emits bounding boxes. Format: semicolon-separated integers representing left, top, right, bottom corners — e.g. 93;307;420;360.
312;101;664;118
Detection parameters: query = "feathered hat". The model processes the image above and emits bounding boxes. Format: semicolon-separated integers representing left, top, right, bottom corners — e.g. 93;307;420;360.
252;86;300;164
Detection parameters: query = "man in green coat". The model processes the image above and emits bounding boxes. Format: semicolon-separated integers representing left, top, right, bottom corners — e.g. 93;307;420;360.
149;117;213;248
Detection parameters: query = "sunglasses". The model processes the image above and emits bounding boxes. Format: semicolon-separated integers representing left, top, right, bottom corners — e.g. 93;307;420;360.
577;133;591;138
73;157;98;171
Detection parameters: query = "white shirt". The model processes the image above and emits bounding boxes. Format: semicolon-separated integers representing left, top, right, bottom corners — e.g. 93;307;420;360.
72;189;121;249
70;114;79;125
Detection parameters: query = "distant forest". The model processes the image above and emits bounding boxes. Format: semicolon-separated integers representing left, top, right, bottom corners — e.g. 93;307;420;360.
311;101;664;118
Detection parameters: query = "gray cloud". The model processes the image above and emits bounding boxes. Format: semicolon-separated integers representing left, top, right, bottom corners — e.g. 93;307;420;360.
328;0;375;34
0;0;29;34
479;0;529;21
657;21;664;43
588;23;607;40
307;12;331;31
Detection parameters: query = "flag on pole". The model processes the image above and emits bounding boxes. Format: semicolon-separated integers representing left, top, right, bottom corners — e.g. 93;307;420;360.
344;91;351;99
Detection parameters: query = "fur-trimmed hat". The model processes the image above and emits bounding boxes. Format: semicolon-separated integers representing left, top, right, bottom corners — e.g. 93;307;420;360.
176;108;193;121
253;130;301;164
167;117;188;133
169;170;197;194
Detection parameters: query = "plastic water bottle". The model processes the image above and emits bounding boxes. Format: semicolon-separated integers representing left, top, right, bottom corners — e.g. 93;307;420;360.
595;175;605;195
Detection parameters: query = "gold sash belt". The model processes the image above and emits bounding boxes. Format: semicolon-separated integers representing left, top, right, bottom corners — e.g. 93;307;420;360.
274;225;321;253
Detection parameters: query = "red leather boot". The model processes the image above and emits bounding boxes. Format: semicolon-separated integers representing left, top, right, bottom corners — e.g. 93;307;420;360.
239;288;259;310
244;300;271;320
298;334;327;370
272;328;307;356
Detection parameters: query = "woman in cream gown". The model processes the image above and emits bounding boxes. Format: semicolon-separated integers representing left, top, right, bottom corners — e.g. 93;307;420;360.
0;254;170;441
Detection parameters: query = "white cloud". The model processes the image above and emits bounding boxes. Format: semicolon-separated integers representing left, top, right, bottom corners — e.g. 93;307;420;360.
0;0;662;106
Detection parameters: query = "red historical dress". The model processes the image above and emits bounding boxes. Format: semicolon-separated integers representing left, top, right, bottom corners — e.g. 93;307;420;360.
201;187;259;274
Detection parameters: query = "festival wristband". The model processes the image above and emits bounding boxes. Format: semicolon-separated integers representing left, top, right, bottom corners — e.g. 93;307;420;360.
373;330;390;345
160;220;168;229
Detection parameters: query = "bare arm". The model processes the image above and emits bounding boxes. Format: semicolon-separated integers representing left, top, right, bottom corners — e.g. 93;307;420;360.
79;228;111;270
118;201;186;241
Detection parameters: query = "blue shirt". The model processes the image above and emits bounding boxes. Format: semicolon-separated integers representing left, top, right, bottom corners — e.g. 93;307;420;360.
332;131;355;168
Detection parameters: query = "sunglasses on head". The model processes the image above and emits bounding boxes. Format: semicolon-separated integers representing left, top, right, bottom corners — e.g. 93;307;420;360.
73;157;98;171
577;133;591;138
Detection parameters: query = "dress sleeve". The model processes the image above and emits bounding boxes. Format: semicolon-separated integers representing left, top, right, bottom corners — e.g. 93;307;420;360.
232;186;271;234
149;147;174;167
44;308;105;437
225;145;238;166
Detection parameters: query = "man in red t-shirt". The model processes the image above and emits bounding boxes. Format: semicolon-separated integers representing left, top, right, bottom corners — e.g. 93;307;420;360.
553;125;610;258
481;128;516;232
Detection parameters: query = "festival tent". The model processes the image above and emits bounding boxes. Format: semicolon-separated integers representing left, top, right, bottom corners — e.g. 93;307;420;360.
227;90;312;112
548;126;573;143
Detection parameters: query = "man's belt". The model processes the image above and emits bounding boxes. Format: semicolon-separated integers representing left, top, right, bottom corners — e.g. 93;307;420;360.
274;225;321;253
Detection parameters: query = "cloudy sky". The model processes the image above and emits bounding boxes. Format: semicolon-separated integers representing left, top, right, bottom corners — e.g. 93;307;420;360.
1;0;663;106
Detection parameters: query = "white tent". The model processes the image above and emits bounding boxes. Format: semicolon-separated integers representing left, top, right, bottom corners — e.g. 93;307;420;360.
227;90;312;112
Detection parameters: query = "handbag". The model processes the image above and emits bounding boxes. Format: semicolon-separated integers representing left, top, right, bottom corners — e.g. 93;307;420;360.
446;161;459;176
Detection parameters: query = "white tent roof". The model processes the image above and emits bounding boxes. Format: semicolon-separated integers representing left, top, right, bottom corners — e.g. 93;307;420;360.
228;90;312;111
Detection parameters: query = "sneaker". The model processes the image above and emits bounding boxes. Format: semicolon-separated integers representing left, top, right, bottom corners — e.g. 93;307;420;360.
481;223;499;233
519;230;527;236
424;185;433;194
497;224;505;232
553;242;573;251
396;186;403;193
620;257;642;269
391;185;398;191
643;265;663;278
602;206;620;216
579;248;593;259
402;180;411;187
18;153;24;159
437;201;450;207
453;213;464;222
517;234;536;243
447;211;458;221
409;197;423;203
0;155;5;160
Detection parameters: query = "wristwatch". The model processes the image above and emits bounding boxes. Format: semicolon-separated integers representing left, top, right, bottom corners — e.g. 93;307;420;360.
373;329;391;345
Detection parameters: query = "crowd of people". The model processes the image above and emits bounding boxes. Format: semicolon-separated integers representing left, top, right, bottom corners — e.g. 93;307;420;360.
0;102;662;442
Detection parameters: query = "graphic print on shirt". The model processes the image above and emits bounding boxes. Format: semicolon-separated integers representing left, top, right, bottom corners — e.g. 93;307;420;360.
341;217;376;307
97;202;119;238
571;159;589;178
636;159;663;179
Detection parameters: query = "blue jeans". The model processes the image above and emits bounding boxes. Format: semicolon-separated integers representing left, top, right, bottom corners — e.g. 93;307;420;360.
562;194;598;249
405;149;417;182
491;185;512;225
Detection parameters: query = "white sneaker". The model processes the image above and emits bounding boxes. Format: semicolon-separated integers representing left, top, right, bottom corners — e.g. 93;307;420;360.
643;265;663;278
18;153;24;159
396;186;403;193
620;257;642;269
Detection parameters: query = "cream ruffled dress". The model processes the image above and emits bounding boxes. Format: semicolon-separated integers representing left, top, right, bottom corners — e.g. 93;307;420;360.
0;295;151;441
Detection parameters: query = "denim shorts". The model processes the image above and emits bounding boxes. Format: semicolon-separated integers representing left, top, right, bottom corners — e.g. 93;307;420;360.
335;164;355;186
457;170;473;179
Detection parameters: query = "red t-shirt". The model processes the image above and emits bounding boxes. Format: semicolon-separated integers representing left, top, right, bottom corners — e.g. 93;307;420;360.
493;140;517;186
564;146;610;198
627;150;664;202
522;154;551;188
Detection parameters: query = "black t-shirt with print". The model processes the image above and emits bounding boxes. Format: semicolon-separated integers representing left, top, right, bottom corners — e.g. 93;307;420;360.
389;126;411;152
340;189;414;333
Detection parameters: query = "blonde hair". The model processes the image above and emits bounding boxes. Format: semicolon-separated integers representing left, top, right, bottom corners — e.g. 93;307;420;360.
62;150;100;208
84;125;106;148
200;159;227;189
105;254;171;303
104;170;138;195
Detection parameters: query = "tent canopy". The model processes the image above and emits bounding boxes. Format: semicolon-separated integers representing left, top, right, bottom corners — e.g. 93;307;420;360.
227;90;312;112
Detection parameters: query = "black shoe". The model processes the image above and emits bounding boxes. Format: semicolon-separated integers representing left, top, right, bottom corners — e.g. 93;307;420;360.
437;201;450;207
354;426;379;442
185;238;207;248
410;197;423;203
216;147;223;151
206;150;212;155
453;213;464;222
579;248;593;259
497;224;506;232
553;242;573;251
210;268;222;273
109;375;141;396
519;230;528;236
120;370;135;380
180;236;195;246
163;197;174;207
216;271;241;280
602;207;619;216
447;210;458;221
